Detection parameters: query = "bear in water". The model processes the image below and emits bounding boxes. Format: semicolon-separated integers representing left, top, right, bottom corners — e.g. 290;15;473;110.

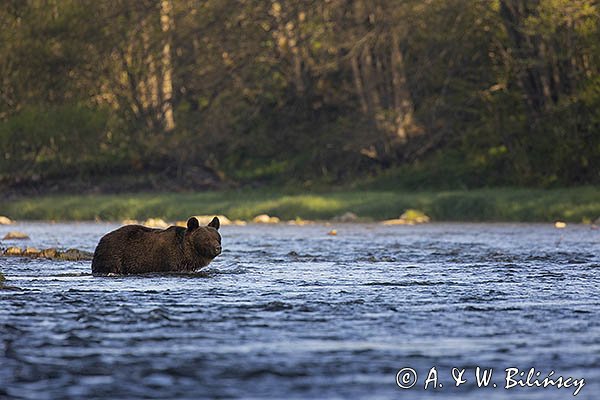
92;217;221;275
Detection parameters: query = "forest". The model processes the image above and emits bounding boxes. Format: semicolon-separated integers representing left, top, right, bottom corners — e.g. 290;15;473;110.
1;0;599;194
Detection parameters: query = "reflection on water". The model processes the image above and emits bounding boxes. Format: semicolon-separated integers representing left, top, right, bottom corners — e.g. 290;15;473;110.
1;222;599;399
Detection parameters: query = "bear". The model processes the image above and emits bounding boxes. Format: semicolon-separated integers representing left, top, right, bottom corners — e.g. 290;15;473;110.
91;216;221;275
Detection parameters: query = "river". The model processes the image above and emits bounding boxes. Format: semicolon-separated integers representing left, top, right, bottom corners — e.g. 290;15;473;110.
1;222;599;399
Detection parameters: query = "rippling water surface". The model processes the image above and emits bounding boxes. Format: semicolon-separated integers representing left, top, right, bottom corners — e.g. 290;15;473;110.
1;222;599;399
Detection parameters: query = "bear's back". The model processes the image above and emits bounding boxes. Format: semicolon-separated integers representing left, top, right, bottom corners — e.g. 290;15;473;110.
92;225;170;274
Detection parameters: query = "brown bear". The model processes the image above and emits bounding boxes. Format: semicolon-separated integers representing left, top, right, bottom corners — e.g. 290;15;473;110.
91;217;221;275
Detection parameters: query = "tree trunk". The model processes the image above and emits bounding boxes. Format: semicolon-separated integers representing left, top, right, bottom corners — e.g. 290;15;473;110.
351;55;369;114
390;32;415;144
160;0;175;131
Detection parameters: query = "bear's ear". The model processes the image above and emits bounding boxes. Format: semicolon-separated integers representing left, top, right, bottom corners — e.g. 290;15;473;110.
187;217;200;231
208;216;220;230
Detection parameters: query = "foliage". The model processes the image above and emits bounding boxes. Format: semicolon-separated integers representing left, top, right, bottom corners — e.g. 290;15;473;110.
0;0;599;189
1;187;598;223
0;104;108;181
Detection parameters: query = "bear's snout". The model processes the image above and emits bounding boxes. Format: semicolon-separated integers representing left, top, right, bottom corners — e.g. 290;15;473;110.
212;244;222;257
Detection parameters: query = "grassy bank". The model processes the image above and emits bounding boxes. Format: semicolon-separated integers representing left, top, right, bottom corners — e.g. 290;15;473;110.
1;187;599;223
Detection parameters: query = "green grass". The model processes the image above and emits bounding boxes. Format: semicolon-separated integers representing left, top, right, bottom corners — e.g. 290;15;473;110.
1;187;599;222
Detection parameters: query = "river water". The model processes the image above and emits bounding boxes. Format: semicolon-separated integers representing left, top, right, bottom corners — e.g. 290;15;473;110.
1;222;599;399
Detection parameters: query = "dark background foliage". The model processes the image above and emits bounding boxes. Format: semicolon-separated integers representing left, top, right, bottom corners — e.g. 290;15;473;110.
1;0;599;194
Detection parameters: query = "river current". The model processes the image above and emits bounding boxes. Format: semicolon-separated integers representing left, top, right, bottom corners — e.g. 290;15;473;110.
1;222;599;399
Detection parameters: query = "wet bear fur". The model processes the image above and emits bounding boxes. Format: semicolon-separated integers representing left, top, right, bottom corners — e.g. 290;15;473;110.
91;217;221;274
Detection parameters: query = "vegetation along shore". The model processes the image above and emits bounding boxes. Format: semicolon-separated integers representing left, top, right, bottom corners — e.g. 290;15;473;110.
1;187;598;223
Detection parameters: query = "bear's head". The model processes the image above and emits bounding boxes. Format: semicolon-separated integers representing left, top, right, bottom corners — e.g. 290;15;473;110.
185;216;222;262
